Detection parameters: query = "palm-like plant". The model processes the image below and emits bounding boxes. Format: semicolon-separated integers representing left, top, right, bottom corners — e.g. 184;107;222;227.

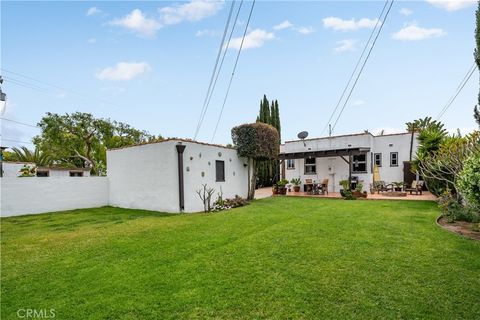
10;147;52;167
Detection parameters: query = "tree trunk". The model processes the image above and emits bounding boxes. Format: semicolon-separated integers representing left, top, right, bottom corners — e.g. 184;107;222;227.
248;158;257;200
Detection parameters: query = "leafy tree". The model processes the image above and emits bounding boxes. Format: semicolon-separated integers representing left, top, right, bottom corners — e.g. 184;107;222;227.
475;106;480;126
9;146;52;166
231;123;279;199
33;112;161;175
457;150;480;211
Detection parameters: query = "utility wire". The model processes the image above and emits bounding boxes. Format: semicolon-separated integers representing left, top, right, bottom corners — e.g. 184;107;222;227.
331;0;394;133
1;68;121;108
201;0;244;132
437;63;477;120
321;0;389;136
193;0;236;140
211;0;256;142
1;138;34;145
0;117;40;129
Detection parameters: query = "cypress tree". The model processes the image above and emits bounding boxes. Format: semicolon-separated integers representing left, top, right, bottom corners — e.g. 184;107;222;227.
275;100;281;143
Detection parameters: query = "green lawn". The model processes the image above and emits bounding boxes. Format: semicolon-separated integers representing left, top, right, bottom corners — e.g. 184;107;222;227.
1;197;479;319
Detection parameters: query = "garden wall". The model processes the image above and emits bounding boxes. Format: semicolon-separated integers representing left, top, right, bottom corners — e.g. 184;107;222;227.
1;177;109;217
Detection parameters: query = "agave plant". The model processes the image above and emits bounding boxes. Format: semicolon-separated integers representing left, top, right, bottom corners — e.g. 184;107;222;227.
10;146;52;167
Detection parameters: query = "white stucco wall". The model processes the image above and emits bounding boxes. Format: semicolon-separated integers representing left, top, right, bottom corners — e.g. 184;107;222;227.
1;177;109;217
2;162;35;177
283;132;417;191
107;140;249;213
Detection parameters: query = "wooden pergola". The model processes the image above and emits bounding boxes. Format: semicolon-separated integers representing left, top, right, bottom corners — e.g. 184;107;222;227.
279;147;371;190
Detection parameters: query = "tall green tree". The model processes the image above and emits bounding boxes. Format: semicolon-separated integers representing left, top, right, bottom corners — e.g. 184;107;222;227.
33;112;161;175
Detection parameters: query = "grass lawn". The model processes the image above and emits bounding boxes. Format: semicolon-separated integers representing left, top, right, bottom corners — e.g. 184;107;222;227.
1;197;479;319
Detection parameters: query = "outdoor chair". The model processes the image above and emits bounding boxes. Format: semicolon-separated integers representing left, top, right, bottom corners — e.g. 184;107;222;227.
320;178;329;195
305;178;314;194
373;181;393;194
405;180;424;195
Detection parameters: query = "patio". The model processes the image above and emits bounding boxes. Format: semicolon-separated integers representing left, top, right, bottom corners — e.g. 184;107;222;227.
255;187;437;201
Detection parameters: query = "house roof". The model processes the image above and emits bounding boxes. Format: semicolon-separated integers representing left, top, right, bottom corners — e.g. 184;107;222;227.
279;147;371;160
107;138;236;151
282;131;412;145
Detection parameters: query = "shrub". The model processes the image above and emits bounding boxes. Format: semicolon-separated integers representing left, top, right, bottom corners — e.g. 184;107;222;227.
212;195;248;212
438;190;479;223
457;151;480;210
19;164;36;177
290;178;301;186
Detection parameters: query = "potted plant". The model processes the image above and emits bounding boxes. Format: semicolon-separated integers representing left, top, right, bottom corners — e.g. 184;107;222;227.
392;182;404;192
352;182;367;198
339;180;350;197
276;179;289;195
290;178;301;192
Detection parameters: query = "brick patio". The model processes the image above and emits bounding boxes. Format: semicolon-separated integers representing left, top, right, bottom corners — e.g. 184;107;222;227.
255;187;437;201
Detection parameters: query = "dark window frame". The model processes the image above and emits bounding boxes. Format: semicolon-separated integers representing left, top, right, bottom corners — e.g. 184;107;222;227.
374;153;382;167
69;171;84;177
215;160;225;182
390;152;399;167
304;158;316;175
36;170;49;177
352;154;367;173
286;159;295;170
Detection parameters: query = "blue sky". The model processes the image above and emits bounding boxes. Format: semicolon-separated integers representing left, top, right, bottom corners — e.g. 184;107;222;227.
1;0;478;147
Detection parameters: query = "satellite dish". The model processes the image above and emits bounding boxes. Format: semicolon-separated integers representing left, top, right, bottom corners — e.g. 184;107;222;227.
297;131;309;140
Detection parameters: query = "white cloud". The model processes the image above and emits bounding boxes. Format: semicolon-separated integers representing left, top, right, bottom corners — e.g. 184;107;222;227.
334;39;357;52
87;38;97;44
196;29;220;37
399;8;413;16
96;62;151;81
426;0;475;11
159;0;224;25
392;24;446;41
273;20;293;30
87;7;101;16
228;29;275;50
322;17;380;31
109;9;162;37
296;26;315;35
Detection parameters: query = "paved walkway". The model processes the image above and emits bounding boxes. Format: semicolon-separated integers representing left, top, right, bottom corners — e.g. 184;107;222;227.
255;187;436;201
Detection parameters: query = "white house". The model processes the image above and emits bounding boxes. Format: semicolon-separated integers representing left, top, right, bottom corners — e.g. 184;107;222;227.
1;161;91;177
280;132;418;192
107;139;250;213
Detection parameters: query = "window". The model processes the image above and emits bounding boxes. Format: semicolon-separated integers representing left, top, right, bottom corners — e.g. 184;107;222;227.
390;152;398;167
36;170;49;177
374;153;382;167
304;158;316;174
352;154;367;173
215;160;225;182
69;171;83;177
287;159;295;170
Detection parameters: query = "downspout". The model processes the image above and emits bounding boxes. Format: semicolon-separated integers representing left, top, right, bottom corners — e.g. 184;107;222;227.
176;144;186;212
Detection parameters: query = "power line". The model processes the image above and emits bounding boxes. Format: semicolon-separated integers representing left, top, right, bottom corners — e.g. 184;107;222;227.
331;0;395;133
1;138;34;145
437;63;477;120
0;117;40;129
193;0;236;140
201;0;244;135
1;68;121;108
211;0;256;142
321;0;389;136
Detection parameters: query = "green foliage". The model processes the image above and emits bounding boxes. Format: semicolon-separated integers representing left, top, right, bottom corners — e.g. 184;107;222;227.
276;179;289;187
33;112;161;175
290;178;301;186
438;190;479;223
475;106;480;127
9;147;52;167
475;1;480;108
339;180;350;190
457;151;480;210
231;123;279;160
18;164;36;177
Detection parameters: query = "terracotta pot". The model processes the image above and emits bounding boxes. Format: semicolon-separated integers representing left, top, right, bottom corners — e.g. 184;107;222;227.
278;186;287;195
293;186;300;192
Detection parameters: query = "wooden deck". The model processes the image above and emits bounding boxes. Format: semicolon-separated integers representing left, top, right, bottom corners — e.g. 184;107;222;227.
255;187;437;201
